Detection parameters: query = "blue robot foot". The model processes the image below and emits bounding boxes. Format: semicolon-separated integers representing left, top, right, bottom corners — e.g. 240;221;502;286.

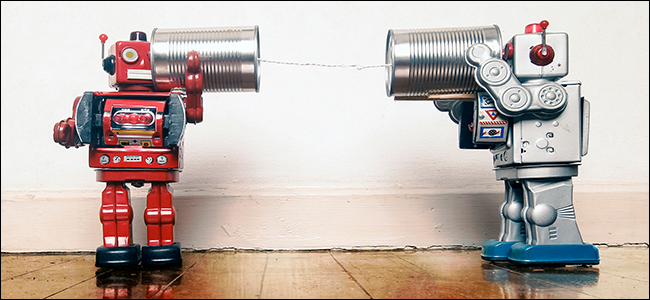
481;240;519;262
96;244;141;268
507;242;600;266
141;242;182;267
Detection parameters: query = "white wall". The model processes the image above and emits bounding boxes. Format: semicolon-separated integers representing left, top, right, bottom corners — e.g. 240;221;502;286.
1;1;648;252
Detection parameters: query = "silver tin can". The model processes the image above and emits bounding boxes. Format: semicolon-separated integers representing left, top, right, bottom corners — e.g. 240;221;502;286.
150;26;260;93
386;25;501;97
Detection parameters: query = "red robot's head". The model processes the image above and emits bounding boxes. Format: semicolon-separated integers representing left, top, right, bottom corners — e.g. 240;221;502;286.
101;31;153;91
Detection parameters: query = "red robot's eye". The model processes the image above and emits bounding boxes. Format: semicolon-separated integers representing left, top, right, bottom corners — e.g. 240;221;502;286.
112;111;154;126
121;47;139;63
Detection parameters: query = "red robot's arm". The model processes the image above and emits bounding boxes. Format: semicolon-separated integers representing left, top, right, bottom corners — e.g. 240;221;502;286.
53;96;83;148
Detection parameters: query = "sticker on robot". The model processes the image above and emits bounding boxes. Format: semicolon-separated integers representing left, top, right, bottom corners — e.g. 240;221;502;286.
481;127;504;138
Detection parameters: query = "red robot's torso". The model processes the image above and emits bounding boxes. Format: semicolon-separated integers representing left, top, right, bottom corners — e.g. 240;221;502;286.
80;90;186;182
87;91;185;182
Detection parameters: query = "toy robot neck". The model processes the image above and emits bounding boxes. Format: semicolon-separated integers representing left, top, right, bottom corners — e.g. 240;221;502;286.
117;85;155;92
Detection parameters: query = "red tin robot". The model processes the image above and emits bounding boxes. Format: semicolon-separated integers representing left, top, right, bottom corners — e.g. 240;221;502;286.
53;27;260;268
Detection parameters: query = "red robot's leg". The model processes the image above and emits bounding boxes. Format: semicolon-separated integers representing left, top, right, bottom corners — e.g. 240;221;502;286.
96;182;141;268
144;182;175;246
141;182;182;266
100;182;133;247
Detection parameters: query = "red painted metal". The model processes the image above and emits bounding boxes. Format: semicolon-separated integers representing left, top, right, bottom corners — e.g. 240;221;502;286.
53;117;77;148
503;42;514;60
540;20;549;30
94;91;173;98
100;182;133;247
101;98;166;147
144;183;176;246
95;170;180;183
530;44;555;66
525;23;543;33
89;146;180;169
53;30;207;261
185;50;203;124
53;96;82;148
106;40;153;91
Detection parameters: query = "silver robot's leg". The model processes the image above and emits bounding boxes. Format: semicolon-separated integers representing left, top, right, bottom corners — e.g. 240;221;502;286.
521;178;583;245
481;180;526;261
507;177;599;265
499;181;526;242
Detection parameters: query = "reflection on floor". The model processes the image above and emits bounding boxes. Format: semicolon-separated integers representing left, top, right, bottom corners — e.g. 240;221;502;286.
2;246;648;299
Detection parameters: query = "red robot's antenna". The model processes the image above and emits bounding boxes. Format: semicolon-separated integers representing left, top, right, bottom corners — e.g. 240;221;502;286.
99;34;108;58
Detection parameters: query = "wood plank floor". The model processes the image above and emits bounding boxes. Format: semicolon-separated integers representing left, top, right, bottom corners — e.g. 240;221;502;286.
2;247;648;299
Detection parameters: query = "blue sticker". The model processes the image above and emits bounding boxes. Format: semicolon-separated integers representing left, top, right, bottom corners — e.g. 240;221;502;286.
479;96;496;109
481;127;504;138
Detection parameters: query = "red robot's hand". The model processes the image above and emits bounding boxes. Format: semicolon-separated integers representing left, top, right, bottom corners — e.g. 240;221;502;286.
185;50;203;124
53;117;80;148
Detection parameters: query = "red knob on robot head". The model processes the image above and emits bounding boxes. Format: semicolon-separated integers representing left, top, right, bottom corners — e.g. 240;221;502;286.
525;20;549;34
540;20;549;29
528;20;554;66
525;23;543;33
530;44;555;66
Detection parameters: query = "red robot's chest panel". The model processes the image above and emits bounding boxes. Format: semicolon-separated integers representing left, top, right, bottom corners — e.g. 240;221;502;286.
89;145;181;169
84;92;186;170
102;99;166;148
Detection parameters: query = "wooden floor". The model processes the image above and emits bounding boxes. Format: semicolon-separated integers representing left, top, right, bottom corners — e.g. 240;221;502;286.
1;247;648;299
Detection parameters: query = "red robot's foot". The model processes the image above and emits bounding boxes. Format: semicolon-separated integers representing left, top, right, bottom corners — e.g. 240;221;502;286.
96;244;141;268
141;242;182;267
142;182;182;266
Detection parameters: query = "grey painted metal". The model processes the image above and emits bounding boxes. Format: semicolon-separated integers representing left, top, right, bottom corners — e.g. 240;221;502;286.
494;164;579;181
581;99;590;156
150;26;260;93
498;181;526;242
387;21;595;257
434;100;464;124
522;178;584;245
163;93;187;148
466;43;568;117
74;92;96;145
490;81;584;167
512;32;568;79
385;25;501;97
